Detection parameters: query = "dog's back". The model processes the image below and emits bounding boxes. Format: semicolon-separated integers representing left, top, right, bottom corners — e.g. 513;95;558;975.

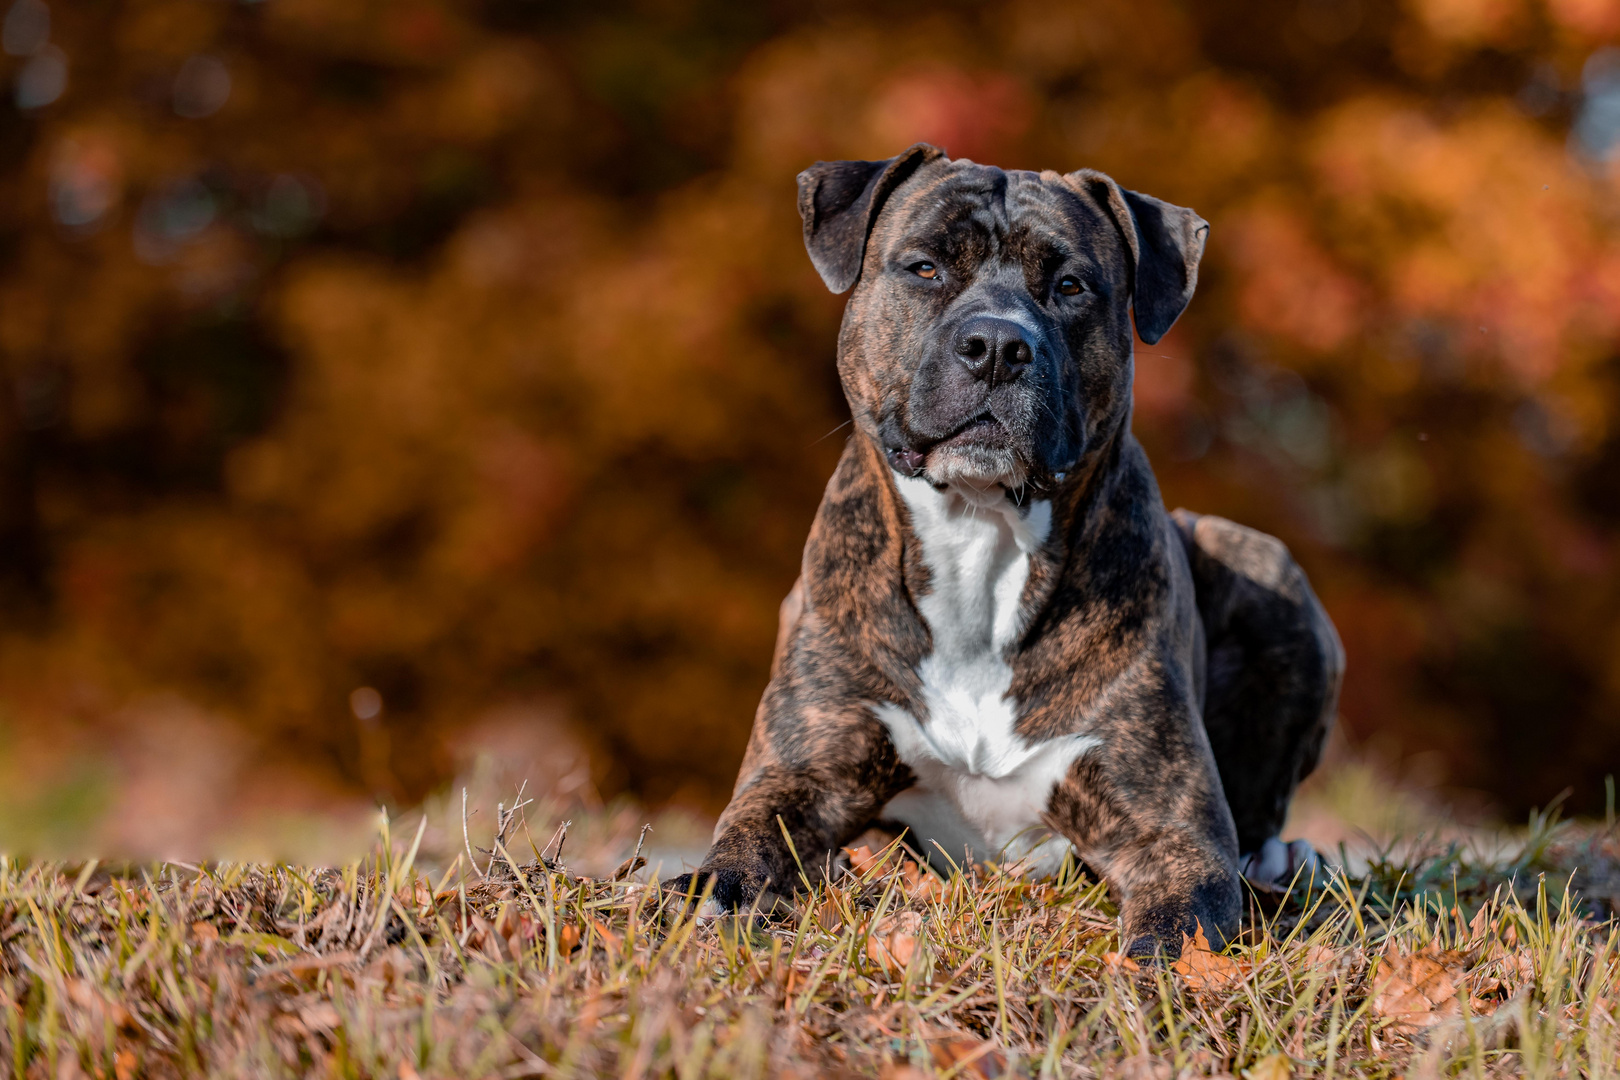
1171;509;1345;854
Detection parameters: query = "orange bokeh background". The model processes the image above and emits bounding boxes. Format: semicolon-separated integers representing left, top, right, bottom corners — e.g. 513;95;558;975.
2;0;1619;853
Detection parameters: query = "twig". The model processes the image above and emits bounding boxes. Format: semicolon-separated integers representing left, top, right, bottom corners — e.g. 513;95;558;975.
495;781;535;853
553;819;569;866
545;820;572;868
611;823;654;881
462;787;485;880
632;823;652;864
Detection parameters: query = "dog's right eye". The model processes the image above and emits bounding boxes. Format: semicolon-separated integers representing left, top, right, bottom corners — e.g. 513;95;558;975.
909;262;937;279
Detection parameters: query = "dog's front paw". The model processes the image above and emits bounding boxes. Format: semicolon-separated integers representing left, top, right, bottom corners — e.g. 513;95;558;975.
662;867;770;916
1121;932;1171;964
662;873;723;919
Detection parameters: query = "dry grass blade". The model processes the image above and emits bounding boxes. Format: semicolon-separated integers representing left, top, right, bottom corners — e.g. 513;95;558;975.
0;807;1614;1078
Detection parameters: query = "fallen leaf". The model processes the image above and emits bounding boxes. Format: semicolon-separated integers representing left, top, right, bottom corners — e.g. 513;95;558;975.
398;1061;422;1080
783;966;806;996
495;905;543;961
611;855;647;881
191;921;219;948
466;913;501;961
881;1067;930;1080
588;915;622;951
267;951;359;983
114;1048;137;1080
65;979;131;1030
298;1002;341;1032
845;844;884;877
866;910;923;976
1244;1054;1292;1080
815;893;843;932
901;861;945;901
1183;1048;1218;1075
370;948;408;988
223;931;300;958
1303;944;1338;970
1118;1056;1172;1080
1172;921;1250;991
1469;933;1526;1011
1100;950;1142;971
931;1035;1009;1078
1371;942;1467;1032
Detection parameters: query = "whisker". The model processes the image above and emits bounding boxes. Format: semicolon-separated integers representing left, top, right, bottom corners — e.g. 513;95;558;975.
809;418;854;446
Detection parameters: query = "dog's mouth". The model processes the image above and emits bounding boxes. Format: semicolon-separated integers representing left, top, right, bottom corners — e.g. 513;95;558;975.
886;412;1010;477
935;412;1007;449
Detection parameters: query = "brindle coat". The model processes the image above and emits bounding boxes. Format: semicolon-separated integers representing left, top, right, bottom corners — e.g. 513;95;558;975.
670;144;1343;958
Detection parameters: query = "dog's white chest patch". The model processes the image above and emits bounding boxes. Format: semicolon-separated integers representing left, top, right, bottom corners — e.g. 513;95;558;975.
874;475;1100;874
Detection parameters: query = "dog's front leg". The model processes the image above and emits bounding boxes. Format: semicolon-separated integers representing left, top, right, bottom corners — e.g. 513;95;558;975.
1046;729;1243;959
671;700;910;913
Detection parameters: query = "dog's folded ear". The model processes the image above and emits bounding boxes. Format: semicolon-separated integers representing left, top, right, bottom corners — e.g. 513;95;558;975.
797;143;944;294
1071;171;1209;345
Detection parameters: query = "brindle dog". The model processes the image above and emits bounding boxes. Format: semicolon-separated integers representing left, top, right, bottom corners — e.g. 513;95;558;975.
670;143;1343;958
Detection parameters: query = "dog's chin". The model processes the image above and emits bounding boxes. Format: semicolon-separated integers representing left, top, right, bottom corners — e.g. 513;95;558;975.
924;442;1027;492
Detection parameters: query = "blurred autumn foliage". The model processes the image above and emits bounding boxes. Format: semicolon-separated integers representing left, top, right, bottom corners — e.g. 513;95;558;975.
1;0;1619;850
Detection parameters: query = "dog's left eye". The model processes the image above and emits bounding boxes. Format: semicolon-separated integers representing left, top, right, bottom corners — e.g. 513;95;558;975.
910;262;938;279
1056;276;1084;297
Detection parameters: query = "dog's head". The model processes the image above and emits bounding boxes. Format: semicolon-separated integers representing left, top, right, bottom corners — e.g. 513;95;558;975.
798;144;1207;496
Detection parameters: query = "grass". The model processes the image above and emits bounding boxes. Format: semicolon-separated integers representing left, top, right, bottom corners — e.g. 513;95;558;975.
0;792;1615;1079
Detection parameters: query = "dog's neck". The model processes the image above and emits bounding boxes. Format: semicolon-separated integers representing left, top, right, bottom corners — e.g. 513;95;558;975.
877;411;1139;639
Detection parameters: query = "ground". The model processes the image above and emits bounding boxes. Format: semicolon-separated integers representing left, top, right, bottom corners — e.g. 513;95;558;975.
0;777;1616;1079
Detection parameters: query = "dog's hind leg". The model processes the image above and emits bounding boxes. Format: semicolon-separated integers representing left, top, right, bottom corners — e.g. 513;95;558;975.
1171;510;1345;886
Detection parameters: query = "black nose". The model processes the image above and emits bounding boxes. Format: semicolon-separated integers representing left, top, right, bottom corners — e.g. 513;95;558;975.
954;316;1034;385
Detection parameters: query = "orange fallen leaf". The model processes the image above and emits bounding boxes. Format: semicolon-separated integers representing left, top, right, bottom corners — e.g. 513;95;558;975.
844;844;884;876
412;879;434;917
1100;951;1141;971
1303;944;1338;970
611;854;647;881
588;915;622;951
493;905;543;961
815;893;843;932
465;913;501;961
901;861;945;901
1478;938;1537;992
65;978;132;1030
931;1035;1009;1078
1117;1056;1172;1080
1172;921;1250;991
1371;941;1466;1032
881;1067;930;1080
1244;1053;1292;1080
298;1002;341;1032
866;910;922;976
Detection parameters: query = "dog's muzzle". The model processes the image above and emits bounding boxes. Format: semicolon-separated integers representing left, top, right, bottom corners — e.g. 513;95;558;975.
884;313;1066;488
